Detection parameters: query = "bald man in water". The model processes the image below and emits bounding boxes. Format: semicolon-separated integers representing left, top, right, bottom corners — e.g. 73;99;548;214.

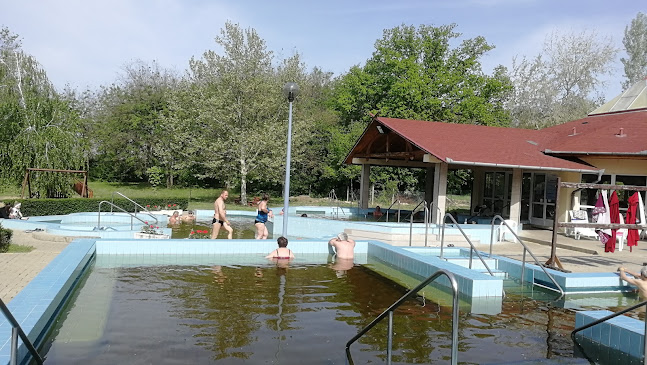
619;266;647;301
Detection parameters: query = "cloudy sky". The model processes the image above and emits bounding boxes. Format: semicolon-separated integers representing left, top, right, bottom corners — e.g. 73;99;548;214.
1;0;644;100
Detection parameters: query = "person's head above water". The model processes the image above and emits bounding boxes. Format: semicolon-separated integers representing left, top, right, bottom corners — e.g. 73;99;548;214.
277;236;288;247
337;232;348;241
641;266;647;279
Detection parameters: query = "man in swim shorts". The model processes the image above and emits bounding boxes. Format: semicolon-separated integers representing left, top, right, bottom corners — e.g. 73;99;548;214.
212;190;233;239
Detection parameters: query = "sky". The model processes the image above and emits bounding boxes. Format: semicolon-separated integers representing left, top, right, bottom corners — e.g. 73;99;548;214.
1;0;645;101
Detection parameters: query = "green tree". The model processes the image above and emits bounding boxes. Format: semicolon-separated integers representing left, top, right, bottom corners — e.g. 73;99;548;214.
508;30;617;129
330;24;512;126
90;60;177;182
188;22;291;204
0;26;85;195
621;12;647;89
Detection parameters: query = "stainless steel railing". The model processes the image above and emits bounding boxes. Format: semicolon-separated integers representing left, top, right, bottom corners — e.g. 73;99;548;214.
345;269;459;365
377;199;400;223
110;192;158;225
98;201;151;230
440;213;500;285
571;300;647;365
489;215;565;296
0;298;43;365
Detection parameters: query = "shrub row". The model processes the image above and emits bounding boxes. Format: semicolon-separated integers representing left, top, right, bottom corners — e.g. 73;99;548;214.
11;198;189;217
0;223;12;253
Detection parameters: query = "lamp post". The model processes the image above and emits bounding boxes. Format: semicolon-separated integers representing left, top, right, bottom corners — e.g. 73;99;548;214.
282;82;299;237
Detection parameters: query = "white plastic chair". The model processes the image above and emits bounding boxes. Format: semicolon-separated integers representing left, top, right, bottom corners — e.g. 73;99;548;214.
617;214;627;251
569;210;598;240
499;219;518;242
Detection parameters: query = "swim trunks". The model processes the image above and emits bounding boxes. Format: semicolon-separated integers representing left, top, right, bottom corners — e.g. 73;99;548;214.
212;218;224;225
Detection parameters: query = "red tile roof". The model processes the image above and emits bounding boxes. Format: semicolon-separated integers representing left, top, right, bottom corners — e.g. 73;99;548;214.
347;117;597;171
540;109;647;155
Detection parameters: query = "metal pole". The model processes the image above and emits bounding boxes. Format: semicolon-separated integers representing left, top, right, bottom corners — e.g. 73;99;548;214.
644;315;647;365
10;327;17;365
282;100;293;237
387;311;393;365
409;213;414;246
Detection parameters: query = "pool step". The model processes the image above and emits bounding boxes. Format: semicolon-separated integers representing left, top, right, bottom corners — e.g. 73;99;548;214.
443;257;497;271
344;229;480;247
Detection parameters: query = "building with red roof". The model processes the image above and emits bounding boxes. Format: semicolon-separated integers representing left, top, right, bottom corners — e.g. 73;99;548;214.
345;79;647;229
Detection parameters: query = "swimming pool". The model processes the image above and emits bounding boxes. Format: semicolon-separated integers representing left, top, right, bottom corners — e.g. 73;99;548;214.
38;261;595;364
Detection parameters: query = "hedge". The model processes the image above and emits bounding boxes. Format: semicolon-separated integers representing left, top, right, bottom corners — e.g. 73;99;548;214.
0;223;12;253
8;198;189;217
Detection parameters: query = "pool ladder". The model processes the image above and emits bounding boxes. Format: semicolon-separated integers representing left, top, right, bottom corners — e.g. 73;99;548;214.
0;298;43;364
345;269;459;365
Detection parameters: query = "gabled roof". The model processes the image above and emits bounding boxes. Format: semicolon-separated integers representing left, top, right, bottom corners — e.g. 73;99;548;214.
541;109;647;155
345;117;598;172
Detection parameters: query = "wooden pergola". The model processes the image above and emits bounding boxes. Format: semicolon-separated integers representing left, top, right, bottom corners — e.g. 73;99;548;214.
20;168;89;199
547;178;647;270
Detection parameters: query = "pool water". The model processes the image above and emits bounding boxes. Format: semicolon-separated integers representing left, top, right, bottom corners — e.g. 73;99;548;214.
36;261;612;364
170;217;258;239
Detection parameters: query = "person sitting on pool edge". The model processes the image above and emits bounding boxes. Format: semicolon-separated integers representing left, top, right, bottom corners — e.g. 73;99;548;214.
266;236;295;260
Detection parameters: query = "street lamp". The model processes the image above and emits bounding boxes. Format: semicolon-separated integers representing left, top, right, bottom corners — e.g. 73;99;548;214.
282;82;299;237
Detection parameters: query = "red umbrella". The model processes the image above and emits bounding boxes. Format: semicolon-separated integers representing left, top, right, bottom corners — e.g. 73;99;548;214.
626;192;640;251
606;191;620;253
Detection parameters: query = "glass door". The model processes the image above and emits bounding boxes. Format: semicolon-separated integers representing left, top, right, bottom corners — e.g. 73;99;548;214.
529;173;557;227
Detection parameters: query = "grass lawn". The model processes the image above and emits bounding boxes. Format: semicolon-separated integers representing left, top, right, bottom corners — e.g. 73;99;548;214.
6;244;34;253
0;181;472;212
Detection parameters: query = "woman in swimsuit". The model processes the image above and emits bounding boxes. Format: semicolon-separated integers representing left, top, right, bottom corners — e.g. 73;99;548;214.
265;236;294;260
255;194;274;239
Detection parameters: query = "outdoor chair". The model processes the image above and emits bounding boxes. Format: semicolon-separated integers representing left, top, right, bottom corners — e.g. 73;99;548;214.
499;219;518;242
616;214;628;251
568;210;598;240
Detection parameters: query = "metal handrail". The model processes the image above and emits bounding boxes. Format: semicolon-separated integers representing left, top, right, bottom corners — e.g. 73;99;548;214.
377;199;400;222
345;269;459;365
440;213;499;281
0;298;43;365
571;300;647;365
110;192;158;225
489;215;565;296
98;201;151;230
408;200;428;246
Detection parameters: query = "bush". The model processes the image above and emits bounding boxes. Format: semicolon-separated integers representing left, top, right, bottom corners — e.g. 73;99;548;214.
0;224;13;253
13;198;190;217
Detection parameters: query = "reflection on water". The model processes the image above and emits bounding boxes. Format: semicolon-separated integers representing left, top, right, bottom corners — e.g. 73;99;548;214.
36;262;621;364
170;216;258;239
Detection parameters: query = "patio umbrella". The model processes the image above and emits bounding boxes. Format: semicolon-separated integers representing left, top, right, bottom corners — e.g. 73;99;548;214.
626;192;640;251
606;191;620;253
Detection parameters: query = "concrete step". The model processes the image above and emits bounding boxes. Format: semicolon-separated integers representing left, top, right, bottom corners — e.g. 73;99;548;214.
345;229;480;246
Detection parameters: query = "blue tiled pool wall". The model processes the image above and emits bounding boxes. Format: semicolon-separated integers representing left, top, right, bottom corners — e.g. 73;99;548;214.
0;213;171;239
494;255;635;294
367;242;503;299
0;239;96;365
575;310;646;359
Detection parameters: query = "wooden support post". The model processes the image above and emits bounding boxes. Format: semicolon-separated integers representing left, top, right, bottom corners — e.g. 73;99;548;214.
20;172;29;199
546;177;564;270
82;172;88;198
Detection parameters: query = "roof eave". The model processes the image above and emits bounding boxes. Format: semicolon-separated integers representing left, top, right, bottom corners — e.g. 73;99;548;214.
444;158;598;173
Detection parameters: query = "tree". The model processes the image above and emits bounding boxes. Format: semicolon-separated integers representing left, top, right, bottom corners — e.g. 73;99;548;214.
187;22;292;204
330;24;512;127
507;30;617;128
621;12;647;89
0;26;85;195
90;60;178;182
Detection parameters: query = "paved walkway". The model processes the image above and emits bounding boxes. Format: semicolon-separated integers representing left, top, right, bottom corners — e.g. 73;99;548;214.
1;227;645;303
0;230;73;303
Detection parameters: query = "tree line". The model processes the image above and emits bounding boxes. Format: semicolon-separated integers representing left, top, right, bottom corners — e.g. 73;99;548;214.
1;15;646;204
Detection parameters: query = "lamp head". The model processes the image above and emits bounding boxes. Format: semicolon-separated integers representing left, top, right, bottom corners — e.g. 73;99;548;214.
283;82;299;102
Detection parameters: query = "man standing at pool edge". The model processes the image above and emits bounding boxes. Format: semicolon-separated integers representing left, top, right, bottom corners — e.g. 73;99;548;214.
212;190;233;239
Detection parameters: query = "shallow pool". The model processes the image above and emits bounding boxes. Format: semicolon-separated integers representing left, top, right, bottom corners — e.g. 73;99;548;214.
36;260;629;364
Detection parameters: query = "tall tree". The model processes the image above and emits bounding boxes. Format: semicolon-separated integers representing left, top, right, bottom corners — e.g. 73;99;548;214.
0;26;85;195
621;12;647;89
90;60;177;182
188;22;289;204
330;24;512;127
507;30;617;129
